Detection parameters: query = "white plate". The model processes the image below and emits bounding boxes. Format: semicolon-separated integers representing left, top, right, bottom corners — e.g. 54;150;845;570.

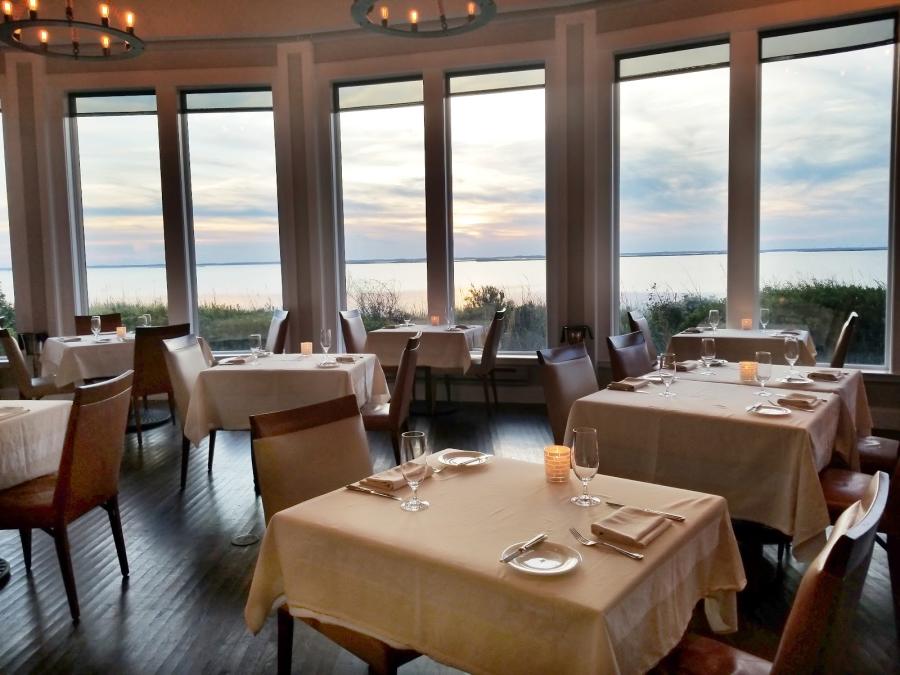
500;541;581;576
777;376;814;385
439;450;490;467
316;360;341;369
747;404;791;416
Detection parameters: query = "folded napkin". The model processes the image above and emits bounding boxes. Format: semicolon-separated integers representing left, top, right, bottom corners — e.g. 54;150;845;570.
808;369;842;382
608;377;649;392
335;355;355;364
383;325;399;329
591;506;671;547
776;393;820;410
360;462;435;491
681;327;706;334
454;324;470;330
58;336;82;343
776;329;802;335
0;406;29;422
676;360;699;371
219;356;248;365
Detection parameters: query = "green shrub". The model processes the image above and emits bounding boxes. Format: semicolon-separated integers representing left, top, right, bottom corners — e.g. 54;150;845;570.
0;282;14;334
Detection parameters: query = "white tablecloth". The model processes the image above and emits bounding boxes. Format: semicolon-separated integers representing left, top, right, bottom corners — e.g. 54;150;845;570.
184;354;389;446
41;336;134;386
0;401;72;491
246;457;745;675
668;329;817;366
366;325;484;372
566;379;845;560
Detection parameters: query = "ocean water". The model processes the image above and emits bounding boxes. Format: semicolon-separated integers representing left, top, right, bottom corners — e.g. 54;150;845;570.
0;249;887;310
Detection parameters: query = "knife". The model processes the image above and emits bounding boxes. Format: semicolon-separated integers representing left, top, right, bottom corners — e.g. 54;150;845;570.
500;532;548;563
605;501;685;522
345;484;403;501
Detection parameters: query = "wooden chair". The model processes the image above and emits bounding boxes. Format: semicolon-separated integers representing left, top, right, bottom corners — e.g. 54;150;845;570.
162;334;217;489
655;471;888;675
131;323;190;448
460;308;507;409
74;312;122;335
536;343;599;444
858;435;899;476
265;309;290;354
0;371;134;622
0;329;74;399
830;311;858;368
627;311;658;363
250;395;373;524
362;334;420;465
339;308;368;354
606;331;654;381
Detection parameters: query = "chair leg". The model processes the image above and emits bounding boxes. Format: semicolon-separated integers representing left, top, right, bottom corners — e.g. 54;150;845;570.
52;525;80;622
480;376;491;411
19;528;32;572
143;394;149;411
132;397;144;449
490;371;499;407
168;392;177;425
105;496;129;578
277;605;294;675
180;436;191;489
391;431;402;465
424;367;434;415
208;429;217;473
887;533;900;644
444;374;452;403
251;441;261;497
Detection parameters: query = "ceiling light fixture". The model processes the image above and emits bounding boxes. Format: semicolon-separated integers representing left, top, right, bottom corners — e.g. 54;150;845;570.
351;0;496;38
0;0;143;60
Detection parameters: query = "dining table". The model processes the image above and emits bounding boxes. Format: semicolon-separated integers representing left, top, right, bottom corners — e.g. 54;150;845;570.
183;353;389;447
366;324;485;372
41;334;135;387
667;328;817;366
245;454;746;675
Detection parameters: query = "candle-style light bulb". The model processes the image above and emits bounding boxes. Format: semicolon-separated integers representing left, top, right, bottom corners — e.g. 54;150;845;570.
409;9;418;31
101;34;110;55
2;1;12;22
65;0;73;20
39;28;48;50
28;0;38;20
379;5;388;27
125;10;135;34
467;2;476;20
99;2;110;26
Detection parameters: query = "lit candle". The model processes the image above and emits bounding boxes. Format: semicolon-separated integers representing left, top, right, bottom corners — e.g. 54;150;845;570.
28;0;37;20
430;314;440;326
125;11;135;33
741;318;752;330
409;9;418;31
467;1;476;20
300;341;313;356
116;325;127;340
379;5;388;27
739;361;758;383
2;2;12;21
39;28;48;50
101;34;110;55
99;2;109;26
544;445;571;483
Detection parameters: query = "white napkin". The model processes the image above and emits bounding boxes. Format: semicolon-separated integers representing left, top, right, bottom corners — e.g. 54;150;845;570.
591;506;670;547
0;406;29;422
360;462;435;491
608;377;649;392
58;337;82;343
335;355;355;364
676;360;699;372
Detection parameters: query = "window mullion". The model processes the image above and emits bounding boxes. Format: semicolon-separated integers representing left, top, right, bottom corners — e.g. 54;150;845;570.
423;69;452;321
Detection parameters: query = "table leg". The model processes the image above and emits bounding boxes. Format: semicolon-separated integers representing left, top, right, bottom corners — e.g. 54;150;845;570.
0;558;9;586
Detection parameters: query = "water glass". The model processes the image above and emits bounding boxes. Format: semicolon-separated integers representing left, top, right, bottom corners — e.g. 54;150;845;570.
399;431;430;512
707;309;720;331
249;333;262;359
90;315;101;339
137;314;148;328
784;337;799;375
756;351;772;397
320;328;332;361
760;307;770;333
570;427;601;507
658;352;676;397
701;337;716;374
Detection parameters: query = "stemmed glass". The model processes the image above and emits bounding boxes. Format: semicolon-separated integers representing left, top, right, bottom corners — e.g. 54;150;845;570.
320;328;332;362
90;315;101;340
756;351;772;397
570;426;602;507
403;315;412;327
399;431;431;512
760;308;770;333
249;333;262;360
707;309;720;332
137;314;148;329
784;337;800;378
701;337;716;375
658;352;676;397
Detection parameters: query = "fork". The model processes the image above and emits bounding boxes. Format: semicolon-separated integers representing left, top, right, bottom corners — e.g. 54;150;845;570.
568;527;644;560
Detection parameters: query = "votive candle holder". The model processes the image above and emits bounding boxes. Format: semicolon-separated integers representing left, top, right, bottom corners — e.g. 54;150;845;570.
739;361;758;383
544;445;571;483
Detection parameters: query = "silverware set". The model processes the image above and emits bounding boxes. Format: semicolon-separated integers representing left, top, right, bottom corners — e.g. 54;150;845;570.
568;528;644;560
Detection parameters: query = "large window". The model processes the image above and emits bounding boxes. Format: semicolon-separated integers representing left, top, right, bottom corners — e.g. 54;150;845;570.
335;79;427;329
448;68;547;351
71;93;167;326
760;18;895;365
617;44;730;352
183;90;281;350
0;111;13;332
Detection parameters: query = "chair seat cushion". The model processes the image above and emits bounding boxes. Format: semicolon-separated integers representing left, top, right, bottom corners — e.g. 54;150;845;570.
0;473;58;528
361;402;391;430
858;436;899;475
820;468;871;523
652;634;771;675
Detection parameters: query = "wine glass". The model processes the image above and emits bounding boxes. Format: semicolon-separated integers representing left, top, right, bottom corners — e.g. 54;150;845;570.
320;328;332;362
446;304;455;328
90;315;101;339
403;314;412;327
570;426;601;507
658;352;676;397
701;337;716;375
399;431;430;512
249;333;262;360
707;309;720;332
136;314;148;329
760;307;770;333
756;351;772;397
784;337;799;377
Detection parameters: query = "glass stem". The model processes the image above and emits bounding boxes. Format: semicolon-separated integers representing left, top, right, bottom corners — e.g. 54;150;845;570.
411;483;418;503
581;479;588;500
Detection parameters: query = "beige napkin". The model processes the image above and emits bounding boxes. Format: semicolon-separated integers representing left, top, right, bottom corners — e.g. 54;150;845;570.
681;327;705;334
776;393;820;411
335;355;355;363
808;369;842;382
676;360;699;372
608;377;649;392
591;506;671;547
219;356;248;365
0;406;29;422
59;336;82;343
360;462;435;491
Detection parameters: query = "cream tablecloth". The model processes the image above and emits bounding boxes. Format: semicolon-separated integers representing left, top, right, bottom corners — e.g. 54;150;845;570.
245;457;745;675
0;401;72;491
566;379;846;560
183;354;389;446
41;336;134;386
366;324;484;372
668;329;817;366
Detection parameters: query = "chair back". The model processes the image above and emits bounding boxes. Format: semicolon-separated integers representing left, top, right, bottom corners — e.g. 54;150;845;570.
478;308;507;372
52;371;134;523
830;311;858;368
74;313;122;335
389;334;420;427
250;395;373;524
536;343;599;444
265;309;290;354
339;309;368;354
198;336;215;367
771;471;888;675
133;324;191;398
162;334;209;425
0;328;35;398
627;311;657;363
606;331;654;381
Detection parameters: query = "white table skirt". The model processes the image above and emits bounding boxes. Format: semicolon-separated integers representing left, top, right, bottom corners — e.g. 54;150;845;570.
0;401;72;491
366;324;484;372
41;336;135;386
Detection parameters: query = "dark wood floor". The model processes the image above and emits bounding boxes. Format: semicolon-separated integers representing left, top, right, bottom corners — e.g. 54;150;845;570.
0;402;897;674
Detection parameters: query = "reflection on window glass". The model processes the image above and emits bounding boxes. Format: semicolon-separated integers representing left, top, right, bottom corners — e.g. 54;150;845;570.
449;69;547;351
184;91;281;351
336;80;427;329
73;94;167;327
0;114;14;333
618;48;730;351
760;21;894;365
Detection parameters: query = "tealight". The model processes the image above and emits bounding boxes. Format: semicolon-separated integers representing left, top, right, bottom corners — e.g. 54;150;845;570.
741;318;752;330
544;445;571;483
739;361;758;383
116;326;126;340
300;341;313;355
430;314;440;326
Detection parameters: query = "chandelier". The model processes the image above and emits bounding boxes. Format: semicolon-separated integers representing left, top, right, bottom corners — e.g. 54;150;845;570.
351;0;496;38
0;1;144;60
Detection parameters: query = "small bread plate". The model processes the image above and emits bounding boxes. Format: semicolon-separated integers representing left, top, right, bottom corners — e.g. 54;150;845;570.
316;360;341;369
746;403;791;416
499;541;581;576
439;450;491;467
